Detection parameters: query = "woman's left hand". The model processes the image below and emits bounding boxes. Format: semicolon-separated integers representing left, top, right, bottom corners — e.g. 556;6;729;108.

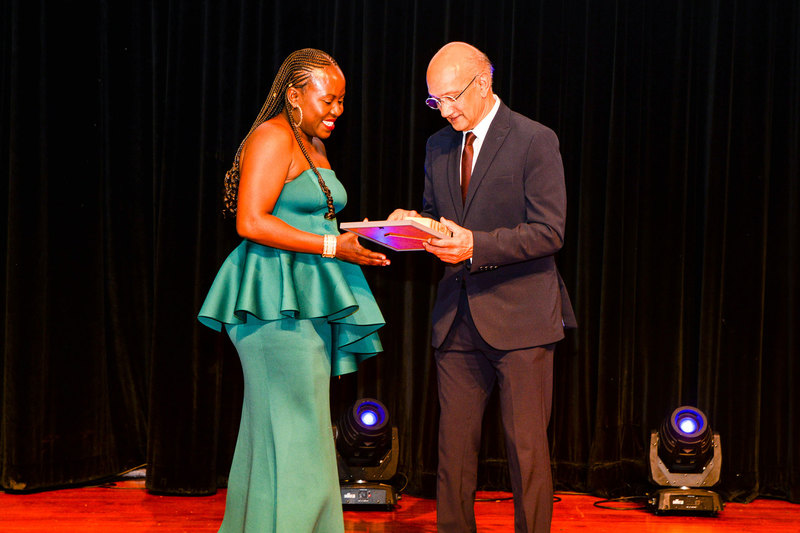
335;231;390;266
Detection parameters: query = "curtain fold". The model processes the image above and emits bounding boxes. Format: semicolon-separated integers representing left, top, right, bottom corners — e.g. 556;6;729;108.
2;0;798;503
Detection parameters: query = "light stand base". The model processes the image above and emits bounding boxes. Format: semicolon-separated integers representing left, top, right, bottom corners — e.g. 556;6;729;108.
340;481;397;508
650;487;723;515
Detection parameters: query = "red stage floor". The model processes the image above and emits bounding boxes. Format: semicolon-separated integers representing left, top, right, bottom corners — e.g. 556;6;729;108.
1;480;798;532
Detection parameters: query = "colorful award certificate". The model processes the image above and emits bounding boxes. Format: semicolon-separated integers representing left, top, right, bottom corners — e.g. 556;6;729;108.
340;217;452;251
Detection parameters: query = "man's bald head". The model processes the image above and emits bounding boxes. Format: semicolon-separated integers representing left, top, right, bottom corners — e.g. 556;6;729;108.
426;42;495;132
428;42;493;84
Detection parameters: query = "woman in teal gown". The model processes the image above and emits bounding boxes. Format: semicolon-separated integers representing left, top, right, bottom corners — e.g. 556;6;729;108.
198;49;389;533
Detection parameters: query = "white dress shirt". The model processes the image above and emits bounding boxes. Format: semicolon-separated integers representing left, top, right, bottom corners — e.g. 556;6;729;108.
461;94;501;183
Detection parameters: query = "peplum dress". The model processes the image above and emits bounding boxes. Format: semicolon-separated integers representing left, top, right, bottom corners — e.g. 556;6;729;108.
198;168;384;533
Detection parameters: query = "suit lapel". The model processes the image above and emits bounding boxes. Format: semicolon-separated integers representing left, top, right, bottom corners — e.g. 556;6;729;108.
445;132;464;220
463;103;511;214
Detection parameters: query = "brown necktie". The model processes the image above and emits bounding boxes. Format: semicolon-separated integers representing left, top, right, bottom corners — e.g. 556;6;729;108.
460;131;476;203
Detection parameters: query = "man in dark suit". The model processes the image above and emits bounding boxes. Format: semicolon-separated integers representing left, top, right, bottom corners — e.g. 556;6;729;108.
389;42;576;533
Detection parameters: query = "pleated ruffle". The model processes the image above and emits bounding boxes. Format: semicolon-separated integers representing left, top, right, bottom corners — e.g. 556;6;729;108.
198;239;384;376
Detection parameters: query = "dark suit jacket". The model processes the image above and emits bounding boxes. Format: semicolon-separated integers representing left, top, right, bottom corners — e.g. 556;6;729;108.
422;101;577;350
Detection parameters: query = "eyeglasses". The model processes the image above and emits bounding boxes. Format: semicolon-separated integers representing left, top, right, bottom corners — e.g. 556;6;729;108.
425;74;479;110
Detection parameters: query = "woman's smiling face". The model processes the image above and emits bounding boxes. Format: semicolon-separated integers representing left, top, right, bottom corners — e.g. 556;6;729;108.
296;65;346;139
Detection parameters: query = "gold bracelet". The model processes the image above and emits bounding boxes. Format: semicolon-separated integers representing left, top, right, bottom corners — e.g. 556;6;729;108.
322;234;337;258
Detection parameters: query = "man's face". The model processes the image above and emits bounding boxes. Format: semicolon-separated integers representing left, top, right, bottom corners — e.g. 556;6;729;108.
426;65;485;132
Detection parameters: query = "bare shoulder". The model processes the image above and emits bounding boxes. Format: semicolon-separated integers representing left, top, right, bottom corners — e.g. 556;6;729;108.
240;118;294;167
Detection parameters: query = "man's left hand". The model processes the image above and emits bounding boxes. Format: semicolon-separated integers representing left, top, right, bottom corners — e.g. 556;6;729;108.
423;217;473;264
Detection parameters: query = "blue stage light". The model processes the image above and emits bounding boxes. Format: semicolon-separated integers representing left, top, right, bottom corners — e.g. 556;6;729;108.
334;398;400;507
335;398;390;466
360;410;379;427
679;418;697;433
648;405;723;515
353;399;386;430
674;408;705;435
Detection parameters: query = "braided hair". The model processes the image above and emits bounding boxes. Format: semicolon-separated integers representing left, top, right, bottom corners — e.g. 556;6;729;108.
223;48;338;219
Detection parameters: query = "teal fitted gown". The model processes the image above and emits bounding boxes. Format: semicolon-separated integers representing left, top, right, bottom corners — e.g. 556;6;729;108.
198;168;385;533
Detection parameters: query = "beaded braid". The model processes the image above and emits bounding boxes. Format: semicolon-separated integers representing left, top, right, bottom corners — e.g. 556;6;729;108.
223;48;338;219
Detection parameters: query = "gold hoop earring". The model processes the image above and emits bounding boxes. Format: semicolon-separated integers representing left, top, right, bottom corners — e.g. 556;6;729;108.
292;105;303;126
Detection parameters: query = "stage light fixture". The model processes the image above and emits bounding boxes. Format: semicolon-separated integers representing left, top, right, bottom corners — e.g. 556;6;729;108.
334;398;399;507
648;405;723;515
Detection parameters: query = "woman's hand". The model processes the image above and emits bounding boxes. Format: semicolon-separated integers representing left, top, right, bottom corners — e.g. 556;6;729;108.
335;231;390;266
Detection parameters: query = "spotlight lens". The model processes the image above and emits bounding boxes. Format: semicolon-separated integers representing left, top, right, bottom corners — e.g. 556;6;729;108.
360;410;379;426
674;408;705;435
679;418;698;434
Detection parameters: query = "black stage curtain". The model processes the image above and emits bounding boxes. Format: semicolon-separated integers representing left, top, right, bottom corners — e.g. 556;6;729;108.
2;1;798;503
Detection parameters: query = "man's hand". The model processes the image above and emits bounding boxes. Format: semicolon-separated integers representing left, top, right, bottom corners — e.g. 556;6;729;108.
387;208;420;221
423;217;473;264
